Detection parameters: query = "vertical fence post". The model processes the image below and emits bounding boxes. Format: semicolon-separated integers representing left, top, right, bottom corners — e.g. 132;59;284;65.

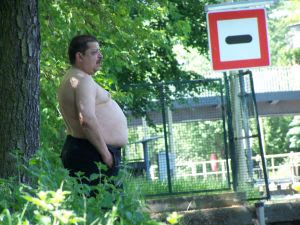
222;161;226;181
142;141;151;181
271;157;275;175
224;72;238;191
191;163;197;177
219;78;232;188
159;84;172;194
203;162;207;179
248;70;270;199
289;151;295;182
238;70;254;180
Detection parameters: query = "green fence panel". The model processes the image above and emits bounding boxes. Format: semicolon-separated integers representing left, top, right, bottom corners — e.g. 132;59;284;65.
124;79;231;196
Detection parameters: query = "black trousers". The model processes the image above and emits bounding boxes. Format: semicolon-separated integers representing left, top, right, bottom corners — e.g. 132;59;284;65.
61;135;121;191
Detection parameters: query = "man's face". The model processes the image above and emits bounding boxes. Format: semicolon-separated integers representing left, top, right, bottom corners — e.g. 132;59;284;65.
81;42;103;75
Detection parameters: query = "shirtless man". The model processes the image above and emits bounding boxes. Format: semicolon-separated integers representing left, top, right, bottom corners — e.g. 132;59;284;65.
58;35;128;191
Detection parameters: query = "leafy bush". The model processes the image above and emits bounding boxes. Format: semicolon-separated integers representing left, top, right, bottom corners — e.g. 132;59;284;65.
0;148;172;225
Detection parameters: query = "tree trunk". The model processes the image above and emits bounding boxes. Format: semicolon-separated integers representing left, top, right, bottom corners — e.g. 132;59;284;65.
0;0;40;180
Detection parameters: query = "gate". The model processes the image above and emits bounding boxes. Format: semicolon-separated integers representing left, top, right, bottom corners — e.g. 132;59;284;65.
124;73;270;200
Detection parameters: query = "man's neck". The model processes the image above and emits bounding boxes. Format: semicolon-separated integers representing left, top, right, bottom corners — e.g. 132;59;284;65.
72;65;90;76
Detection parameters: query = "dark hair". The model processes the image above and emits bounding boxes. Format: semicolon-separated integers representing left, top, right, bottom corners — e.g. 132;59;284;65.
68;35;99;65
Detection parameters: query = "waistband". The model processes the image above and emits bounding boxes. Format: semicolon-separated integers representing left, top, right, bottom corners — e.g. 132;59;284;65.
66;135;121;151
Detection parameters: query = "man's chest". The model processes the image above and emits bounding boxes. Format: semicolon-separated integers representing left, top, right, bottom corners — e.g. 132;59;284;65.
95;86;111;105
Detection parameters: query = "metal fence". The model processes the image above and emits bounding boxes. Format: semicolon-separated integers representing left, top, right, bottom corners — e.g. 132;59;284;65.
223;70;269;200
123;72;270;200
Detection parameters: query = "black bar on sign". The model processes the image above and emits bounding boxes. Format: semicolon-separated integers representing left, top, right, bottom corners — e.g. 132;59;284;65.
225;35;252;44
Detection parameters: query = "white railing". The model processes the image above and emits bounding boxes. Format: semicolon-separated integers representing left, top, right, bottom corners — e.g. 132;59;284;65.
264;152;300;181
149;152;300;182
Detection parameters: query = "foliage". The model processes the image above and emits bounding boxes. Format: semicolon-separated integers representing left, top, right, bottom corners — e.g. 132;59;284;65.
291;48;300;64
22;188;84;225
260;116;294;154
0;148;172;225
166;212;183;225
287;116;300;149
268;0;300;66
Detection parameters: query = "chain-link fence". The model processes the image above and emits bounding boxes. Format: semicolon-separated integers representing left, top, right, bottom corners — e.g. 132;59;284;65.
123;74;270;200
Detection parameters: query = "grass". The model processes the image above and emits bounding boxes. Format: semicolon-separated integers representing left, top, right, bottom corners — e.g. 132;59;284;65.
127;176;230;196
127;174;266;200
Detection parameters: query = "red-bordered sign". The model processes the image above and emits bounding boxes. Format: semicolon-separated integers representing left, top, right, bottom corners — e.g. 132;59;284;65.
207;8;270;71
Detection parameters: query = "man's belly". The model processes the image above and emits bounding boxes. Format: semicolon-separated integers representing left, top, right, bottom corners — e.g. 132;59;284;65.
95;100;128;147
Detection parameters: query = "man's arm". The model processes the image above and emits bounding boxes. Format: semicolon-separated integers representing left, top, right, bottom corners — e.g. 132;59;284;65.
75;77;113;168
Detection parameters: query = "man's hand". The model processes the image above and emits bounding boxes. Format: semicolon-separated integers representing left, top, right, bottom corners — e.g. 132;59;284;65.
102;151;113;168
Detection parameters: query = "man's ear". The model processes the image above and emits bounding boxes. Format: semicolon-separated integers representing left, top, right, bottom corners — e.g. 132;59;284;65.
75;52;83;62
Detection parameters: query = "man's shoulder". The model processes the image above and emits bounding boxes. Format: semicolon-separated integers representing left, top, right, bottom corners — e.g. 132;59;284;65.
67;68;94;86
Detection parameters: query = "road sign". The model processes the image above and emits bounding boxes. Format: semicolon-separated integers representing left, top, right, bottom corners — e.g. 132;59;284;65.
207;8;270;71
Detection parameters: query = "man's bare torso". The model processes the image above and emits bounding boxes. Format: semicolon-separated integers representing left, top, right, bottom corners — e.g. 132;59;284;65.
58;67;128;147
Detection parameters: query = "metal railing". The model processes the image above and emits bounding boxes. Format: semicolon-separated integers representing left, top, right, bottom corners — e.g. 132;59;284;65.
146;152;300;183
